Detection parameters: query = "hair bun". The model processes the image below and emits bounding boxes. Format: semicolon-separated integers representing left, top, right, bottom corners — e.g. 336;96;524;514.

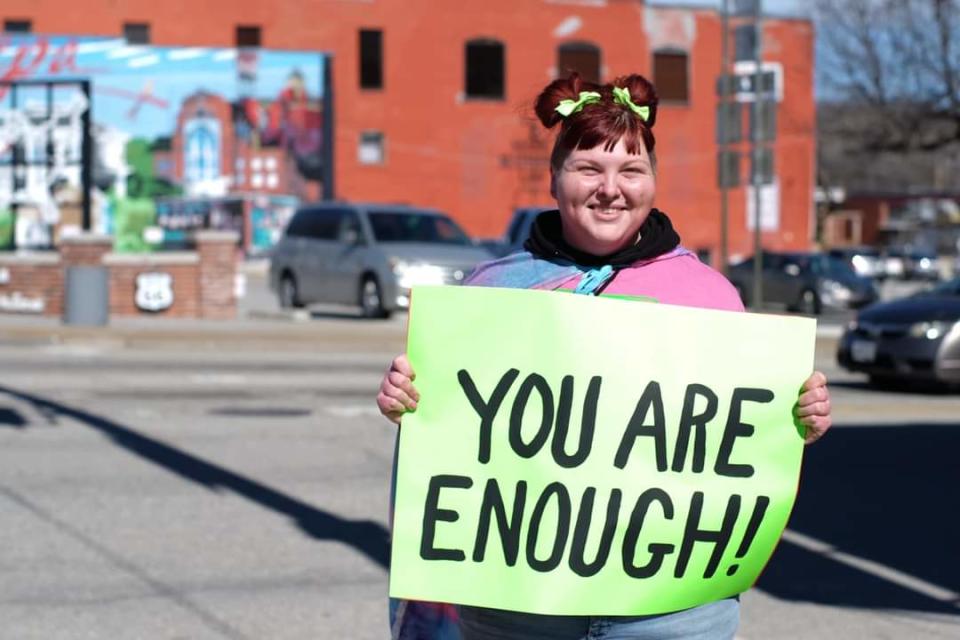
533;72;602;129
609;74;659;128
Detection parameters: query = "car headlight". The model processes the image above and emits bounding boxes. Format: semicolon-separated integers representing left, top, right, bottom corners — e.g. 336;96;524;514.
907;320;954;340
820;279;852;299
390;259;446;288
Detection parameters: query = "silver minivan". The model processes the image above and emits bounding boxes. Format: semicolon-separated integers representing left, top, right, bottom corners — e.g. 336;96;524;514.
269;203;492;318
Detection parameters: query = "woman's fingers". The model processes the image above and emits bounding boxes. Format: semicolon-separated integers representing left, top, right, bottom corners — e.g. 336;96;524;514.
376;354;421;424
796;370;831;444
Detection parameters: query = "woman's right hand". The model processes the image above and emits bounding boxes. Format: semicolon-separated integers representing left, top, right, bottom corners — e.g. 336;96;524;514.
377;354;420;425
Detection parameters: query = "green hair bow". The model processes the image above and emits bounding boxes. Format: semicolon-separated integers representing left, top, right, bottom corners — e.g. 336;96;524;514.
612;86;650;122
555;91;602;117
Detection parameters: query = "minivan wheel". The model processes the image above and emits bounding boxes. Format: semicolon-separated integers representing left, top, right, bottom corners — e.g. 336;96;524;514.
279;274;303;309
360;277;390;319
797;288;821;315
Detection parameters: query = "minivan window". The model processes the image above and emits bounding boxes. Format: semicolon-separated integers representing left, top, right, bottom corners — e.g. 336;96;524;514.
300;209;344;240
368;212;471;245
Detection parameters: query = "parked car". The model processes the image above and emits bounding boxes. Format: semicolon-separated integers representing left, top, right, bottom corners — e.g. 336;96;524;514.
827;246;884;279
879;246;940;281
837;277;960;386
269;203;492;318
482;206;553;258
727;251;878;314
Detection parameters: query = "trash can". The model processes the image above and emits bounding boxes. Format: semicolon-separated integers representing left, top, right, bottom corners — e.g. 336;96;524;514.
63;265;109;326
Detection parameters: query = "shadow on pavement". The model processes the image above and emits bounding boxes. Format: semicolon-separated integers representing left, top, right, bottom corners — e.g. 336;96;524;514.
758;422;960;614
0;406;28;429
0;385;391;570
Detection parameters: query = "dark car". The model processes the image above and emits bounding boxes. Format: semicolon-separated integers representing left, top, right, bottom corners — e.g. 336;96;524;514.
728;251;878;314
837;278;960;386
827;246;884;279
482;206;553;258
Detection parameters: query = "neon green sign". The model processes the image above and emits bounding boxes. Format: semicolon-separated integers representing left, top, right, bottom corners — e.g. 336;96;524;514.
391;286;815;615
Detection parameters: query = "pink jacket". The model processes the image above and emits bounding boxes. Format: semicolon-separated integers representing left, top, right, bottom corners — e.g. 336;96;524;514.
554;248;745;313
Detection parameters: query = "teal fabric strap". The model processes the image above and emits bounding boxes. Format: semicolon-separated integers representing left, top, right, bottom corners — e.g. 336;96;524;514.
573;265;614;295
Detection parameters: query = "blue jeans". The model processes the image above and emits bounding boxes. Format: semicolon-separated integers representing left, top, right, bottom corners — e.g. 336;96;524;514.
457;598;739;640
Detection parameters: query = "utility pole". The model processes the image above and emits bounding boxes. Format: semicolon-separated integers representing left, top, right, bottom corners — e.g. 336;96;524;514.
750;1;765;310
719;0;731;276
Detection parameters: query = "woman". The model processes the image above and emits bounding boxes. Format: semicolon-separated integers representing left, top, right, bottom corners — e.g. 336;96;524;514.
378;73;832;640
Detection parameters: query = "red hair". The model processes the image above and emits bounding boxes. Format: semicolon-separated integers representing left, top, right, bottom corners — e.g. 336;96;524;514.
534;73;659;170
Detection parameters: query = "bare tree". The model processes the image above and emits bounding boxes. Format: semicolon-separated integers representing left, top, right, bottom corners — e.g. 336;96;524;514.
815;0;960;152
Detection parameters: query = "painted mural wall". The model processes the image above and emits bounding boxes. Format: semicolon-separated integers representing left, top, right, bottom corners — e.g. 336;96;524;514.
0;35;327;254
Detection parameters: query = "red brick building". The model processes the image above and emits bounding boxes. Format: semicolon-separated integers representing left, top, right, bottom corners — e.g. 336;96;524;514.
3;0;816;264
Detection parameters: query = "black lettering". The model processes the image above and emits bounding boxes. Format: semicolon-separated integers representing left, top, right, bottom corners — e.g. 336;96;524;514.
457;368;520;464
622;488;675;578
552;375;601;468
420;474;473;561
525;482;571;572
671;384;719;473
614;381;667;472
472;479;527;566
568;487;621;577
509;374;554;459
715;387;773;478
674;492;740;578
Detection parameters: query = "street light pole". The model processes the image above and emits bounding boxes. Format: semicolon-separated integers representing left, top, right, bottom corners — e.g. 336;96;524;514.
751;1;764;309
720;0;730;276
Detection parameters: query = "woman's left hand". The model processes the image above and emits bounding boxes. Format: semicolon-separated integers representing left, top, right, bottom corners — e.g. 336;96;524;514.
795;371;831;444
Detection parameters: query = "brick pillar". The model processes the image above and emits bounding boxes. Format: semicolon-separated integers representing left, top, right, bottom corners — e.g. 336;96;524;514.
196;230;239;320
60;233;112;267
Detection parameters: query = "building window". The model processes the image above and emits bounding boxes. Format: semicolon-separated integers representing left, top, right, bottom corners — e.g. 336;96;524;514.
652;50;689;103
3;19;31;33
358;131;385;165
557;42;601;83
123;22;151;45
235;25;261;48
465;39;505;100
359;29;383;90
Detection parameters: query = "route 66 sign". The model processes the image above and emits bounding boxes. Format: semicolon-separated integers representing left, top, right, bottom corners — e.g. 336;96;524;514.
135;272;174;312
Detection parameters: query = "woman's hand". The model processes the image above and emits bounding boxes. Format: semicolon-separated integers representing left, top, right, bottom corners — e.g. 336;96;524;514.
377;354;420;425
796;371;831;444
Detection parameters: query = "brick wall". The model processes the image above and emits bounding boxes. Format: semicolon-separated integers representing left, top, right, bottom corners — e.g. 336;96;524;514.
0;254;63;316
0;231;238;320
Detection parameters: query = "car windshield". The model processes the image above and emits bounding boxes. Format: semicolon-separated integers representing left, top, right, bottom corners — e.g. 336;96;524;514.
368;212;471;245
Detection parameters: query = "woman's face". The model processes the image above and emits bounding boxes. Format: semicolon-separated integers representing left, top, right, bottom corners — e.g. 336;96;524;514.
551;137;656;256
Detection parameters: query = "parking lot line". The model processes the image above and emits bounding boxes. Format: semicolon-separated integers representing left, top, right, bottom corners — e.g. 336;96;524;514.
782;529;960;608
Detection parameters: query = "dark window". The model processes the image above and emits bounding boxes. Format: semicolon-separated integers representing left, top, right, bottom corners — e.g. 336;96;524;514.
287;209;343;240
465;39;505;100
3;19;31;33
652;50;689;103
303;210;344;240
123;22;151;45
235;25;261;48
368;212;471;245
339;211;363;242
359;29;383;89
557;42;601;83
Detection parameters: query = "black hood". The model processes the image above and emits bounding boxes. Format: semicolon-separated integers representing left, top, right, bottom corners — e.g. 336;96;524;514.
858;294;960;325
